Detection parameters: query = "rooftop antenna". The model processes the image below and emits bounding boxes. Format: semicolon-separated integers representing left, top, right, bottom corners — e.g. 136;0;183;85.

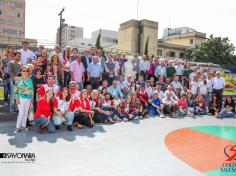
137;0;139;20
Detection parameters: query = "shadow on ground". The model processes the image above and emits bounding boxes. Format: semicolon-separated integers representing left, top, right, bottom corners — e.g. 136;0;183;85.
0;123;107;148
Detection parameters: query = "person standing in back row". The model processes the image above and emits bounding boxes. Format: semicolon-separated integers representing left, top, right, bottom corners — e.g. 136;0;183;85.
212;71;225;108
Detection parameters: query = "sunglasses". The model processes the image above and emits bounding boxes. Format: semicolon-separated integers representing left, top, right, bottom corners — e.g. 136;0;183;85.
22;70;29;73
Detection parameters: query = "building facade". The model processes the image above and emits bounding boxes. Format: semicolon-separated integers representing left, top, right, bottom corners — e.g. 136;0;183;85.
118;19;158;55
163;27;196;38
157;41;188;59
163;31;206;48
56;24;83;48
66;38;94;51
92;29;118;48
0;0;37;54
0;0;25;38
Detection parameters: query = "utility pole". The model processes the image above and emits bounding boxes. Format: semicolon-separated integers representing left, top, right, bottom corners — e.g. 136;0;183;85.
58;8;65;47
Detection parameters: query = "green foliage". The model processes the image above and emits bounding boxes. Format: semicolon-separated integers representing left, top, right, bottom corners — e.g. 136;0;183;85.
144;36;149;57
95;29;102;49
189;34;235;65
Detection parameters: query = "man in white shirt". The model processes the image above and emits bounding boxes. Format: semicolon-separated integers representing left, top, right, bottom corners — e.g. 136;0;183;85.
175;60;184;81
18;41;35;65
212;71;225;107
139;55;150;81
162;92;178;118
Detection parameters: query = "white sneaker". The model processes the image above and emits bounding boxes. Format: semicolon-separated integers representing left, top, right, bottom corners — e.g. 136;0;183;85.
123;118;128;122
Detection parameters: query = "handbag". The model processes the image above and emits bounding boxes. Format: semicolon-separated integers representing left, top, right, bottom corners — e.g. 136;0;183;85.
28;100;34;121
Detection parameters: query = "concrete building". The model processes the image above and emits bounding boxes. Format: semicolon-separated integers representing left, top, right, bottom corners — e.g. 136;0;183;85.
0;0;37;54
163;27;196;38
92;29;118;47
0;0;25;38
66;38;94;51
56;24;83;48
163;31;206;48
117;19;158;55
157;41;188;59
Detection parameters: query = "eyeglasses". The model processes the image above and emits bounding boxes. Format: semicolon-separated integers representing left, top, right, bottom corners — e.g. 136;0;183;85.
22;70;29;73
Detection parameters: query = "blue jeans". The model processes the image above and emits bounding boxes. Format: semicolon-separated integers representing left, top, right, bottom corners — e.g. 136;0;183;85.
63;71;70;87
34;117;55;133
53;111;74;125
3;77;10;102
9;78;17;112
219;109;236;119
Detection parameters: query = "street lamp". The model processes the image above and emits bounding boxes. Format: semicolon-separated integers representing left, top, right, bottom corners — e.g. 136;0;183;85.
58;7;65;48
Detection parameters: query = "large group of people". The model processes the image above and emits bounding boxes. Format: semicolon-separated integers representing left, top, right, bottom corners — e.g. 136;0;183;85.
0;41;235;133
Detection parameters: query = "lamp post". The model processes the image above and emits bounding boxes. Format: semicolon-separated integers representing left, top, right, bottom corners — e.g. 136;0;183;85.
58;8;65;47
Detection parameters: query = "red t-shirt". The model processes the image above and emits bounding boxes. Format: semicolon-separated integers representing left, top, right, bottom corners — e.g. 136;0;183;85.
34;98;52;118
177;98;188;109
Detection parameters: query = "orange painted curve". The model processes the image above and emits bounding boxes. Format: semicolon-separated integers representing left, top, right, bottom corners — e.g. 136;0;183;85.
165;128;236;173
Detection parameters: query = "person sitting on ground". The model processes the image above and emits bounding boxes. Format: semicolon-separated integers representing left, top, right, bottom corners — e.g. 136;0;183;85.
73;89;95;128
186;91;195;116
165;85;178;101
119;94;137;121
155;85;166;102
194;94;208;115
208;94;220;115
53;87;74;131
34;90;55;133
93;96;114;124
177;94;188;116
137;85;149;109
216;96;235;119
148;91;165;118
162;92;178;118
131;92;149;119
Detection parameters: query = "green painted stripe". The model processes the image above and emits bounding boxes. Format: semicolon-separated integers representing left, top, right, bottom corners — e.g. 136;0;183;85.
190;126;236;142
205;168;236;176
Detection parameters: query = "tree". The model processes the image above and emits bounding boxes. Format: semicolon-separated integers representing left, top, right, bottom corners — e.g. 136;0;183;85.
144;36;149;57
95;29;102;49
189;34;235;65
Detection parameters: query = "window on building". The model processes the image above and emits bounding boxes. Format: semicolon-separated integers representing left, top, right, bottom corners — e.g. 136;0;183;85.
179;53;185;58
81;43;84;46
0;9;2;15
88;44;91;46
17;12;20;17
190;39;194;44
169;51;175;57
157;49;163;56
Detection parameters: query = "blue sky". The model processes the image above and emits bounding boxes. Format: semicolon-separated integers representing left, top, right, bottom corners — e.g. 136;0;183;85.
25;0;236;46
